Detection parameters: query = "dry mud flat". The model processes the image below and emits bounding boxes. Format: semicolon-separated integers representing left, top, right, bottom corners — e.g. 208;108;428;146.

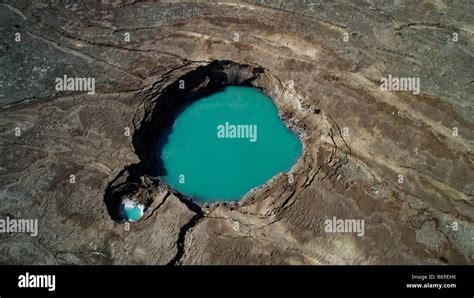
0;1;473;265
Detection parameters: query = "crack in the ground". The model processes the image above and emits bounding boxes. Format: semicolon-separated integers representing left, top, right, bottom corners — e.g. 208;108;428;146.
395;22;473;35
166;195;205;266
166;212;203;266
279;188;297;209
143;191;170;220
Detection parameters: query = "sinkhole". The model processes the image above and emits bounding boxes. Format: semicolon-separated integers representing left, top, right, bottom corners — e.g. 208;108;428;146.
104;60;304;222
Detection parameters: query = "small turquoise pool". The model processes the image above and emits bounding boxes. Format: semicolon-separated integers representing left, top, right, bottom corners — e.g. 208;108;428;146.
120;200;144;222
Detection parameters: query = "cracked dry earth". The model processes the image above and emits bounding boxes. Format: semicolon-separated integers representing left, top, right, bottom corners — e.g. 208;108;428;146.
1;1;473;265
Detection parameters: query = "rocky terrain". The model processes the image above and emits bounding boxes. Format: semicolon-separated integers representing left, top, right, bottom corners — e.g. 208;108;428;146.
0;0;473;265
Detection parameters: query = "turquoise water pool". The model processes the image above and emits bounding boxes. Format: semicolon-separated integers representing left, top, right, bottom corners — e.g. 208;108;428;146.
156;86;302;203
121;200;144;222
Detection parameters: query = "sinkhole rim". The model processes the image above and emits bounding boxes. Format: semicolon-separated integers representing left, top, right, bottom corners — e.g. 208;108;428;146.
103;60;308;222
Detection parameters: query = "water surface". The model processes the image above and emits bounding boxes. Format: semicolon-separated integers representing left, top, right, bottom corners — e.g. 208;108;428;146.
156;86;302;203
